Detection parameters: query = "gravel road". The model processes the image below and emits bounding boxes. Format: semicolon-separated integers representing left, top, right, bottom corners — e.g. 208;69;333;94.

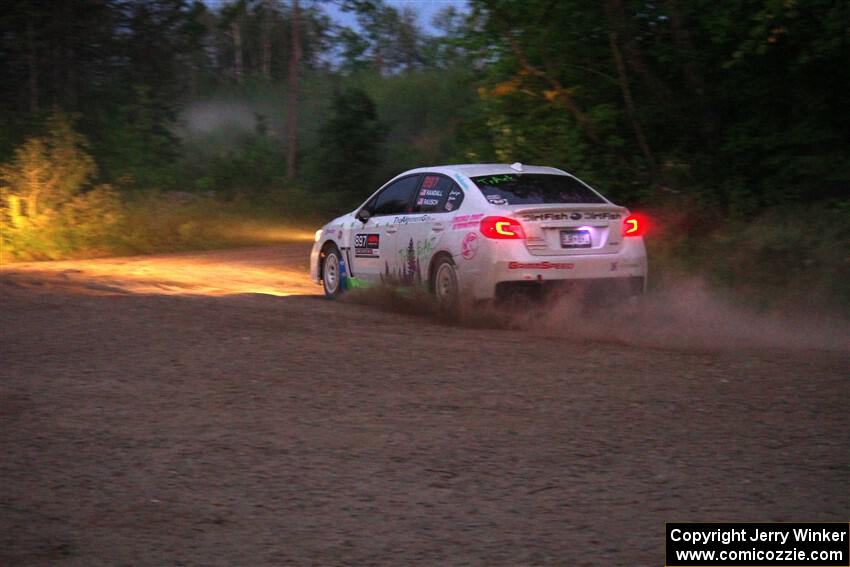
1;244;848;566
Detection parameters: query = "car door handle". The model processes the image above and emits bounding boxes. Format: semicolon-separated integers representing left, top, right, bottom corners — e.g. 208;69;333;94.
431;223;445;232
386;225;398;234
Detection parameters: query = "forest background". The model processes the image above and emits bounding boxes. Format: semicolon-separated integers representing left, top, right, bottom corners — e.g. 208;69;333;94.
1;0;847;311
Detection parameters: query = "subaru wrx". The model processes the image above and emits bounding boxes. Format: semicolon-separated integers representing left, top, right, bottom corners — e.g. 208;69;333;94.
310;164;647;304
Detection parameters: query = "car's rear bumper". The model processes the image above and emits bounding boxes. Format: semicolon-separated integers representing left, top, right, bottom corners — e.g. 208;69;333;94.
461;237;648;300
494;276;645;301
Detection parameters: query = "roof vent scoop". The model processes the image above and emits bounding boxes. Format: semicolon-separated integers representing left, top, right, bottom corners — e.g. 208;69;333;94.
510;162;523;172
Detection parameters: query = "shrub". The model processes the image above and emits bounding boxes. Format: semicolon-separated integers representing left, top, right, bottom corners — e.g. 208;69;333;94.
0;111;123;261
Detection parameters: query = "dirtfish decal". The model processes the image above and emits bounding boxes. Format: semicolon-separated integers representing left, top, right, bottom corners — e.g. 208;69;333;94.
521;212;621;222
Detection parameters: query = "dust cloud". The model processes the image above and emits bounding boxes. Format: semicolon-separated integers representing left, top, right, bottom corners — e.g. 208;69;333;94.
345;279;850;353
179;100;266;135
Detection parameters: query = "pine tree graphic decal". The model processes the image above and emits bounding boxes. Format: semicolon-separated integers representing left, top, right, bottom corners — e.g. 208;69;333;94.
405;238;417;285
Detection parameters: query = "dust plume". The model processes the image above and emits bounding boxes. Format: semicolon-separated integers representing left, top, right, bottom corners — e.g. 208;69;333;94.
527;278;848;352
179;100;278;136
344;279;850;353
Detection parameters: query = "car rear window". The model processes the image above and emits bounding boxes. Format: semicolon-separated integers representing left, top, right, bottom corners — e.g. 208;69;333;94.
471;173;605;205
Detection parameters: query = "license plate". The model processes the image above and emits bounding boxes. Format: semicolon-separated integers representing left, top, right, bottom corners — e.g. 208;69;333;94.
560;229;591;248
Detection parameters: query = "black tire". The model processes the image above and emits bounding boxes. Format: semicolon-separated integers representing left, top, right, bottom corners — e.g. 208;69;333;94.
321;245;344;298
430;256;459;308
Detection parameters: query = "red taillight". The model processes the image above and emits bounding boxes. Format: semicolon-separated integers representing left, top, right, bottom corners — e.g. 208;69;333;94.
623;213;647;237
480;216;526;239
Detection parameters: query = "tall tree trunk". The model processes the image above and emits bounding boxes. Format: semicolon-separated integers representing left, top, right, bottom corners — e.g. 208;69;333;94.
606;0;673;105
232;19;243;83
26;6;39;113
286;0;301;181
609;30;656;181
665;0;713;138
63;0;77;108
261;0;272;80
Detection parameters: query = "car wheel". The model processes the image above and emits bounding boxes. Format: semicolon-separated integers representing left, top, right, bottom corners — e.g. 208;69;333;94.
431;256;459;308
322;245;344;298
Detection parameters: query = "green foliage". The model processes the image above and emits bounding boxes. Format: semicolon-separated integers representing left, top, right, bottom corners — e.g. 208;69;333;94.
116;192;316;255
465;0;850;208
645;199;850;314
311;86;385;205
94;86;180;190
184;116;285;199
0;0;847;314
0;111;123;261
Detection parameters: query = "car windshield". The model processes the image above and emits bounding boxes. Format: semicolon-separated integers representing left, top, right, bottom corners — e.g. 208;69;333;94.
471;173;605;205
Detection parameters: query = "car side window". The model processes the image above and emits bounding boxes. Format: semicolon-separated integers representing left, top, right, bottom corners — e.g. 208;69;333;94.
411;174;464;213
368;175;421;217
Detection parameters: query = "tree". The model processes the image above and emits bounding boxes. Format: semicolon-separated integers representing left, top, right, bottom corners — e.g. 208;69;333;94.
337;0;425;74
0;111;122;260
286;0;302;180
0;111;95;217
313;87;384;203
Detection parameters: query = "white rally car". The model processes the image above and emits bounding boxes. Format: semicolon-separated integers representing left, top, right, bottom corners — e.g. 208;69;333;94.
310;163;647;303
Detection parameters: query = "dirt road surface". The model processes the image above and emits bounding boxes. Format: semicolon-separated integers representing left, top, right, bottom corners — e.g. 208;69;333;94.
2;244;848;566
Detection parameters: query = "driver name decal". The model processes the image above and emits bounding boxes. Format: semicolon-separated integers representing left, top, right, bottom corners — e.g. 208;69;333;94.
354;233;380;258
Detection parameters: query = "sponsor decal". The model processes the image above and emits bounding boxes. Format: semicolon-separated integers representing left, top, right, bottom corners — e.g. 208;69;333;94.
461;232;479;260
393;214;431;225
452;173;469;189
419;188;443;197
417;198;439;206
486;194;508;205
421;175;439;189
354;233;380;258
445;187;464;212
521;211;622;222
477;174;516;185
508;261;575;270
451;213;484;230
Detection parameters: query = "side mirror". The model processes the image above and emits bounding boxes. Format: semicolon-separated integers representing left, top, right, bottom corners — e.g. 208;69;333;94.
356;209;371;223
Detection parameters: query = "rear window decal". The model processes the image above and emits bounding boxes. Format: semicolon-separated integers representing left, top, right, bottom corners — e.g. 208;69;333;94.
472;173;605;205
421;175;440;189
